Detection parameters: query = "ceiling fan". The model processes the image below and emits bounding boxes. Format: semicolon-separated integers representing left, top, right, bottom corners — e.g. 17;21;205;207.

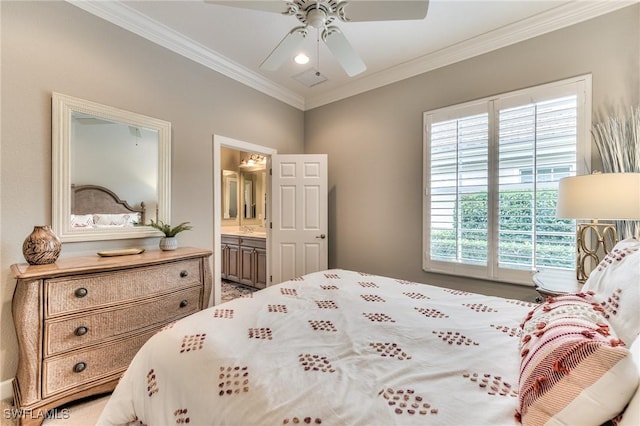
207;1;429;77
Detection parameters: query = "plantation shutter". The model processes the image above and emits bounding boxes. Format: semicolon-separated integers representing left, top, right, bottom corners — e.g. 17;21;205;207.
423;76;589;285
496;95;579;272
426;103;489;267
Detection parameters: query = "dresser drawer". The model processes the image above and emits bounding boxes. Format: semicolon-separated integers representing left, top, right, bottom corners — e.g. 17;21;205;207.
45;259;202;317
42;329;156;397
44;286;201;357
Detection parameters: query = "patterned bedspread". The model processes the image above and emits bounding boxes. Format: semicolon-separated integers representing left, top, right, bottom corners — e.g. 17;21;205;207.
98;269;535;425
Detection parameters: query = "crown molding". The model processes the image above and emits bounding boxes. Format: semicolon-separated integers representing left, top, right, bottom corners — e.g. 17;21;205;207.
67;0;306;110
304;0;637;109
68;0;636;112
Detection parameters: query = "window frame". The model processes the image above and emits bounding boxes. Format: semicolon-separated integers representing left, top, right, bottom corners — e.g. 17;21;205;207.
422;75;592;286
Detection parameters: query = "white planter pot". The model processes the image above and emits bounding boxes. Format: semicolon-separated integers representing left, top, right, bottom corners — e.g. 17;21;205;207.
159;236;178;251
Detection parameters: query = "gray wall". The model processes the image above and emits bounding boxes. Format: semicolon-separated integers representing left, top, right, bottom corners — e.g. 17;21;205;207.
305;5;639;298
1;0;638;391
0;1;303;386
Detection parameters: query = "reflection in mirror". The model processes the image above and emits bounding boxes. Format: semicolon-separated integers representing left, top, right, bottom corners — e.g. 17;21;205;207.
243;177;254;219
240;168;266;224
220;148;267;228
52;93;171;242
222;170;238;219
72;112;158;219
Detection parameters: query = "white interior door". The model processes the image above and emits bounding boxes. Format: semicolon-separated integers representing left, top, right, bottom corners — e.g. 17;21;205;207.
271;154;328;284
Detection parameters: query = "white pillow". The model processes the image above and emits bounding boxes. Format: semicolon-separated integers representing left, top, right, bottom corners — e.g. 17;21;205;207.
517;293;639;425
70;214;94;228
93;213;140;227
583;237;640;345
618;336;640;426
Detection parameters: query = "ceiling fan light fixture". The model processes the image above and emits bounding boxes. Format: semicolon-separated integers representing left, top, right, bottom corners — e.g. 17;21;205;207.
294;53;310;64
231;0;430;76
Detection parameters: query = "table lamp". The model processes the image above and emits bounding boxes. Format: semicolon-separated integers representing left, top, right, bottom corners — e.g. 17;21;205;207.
556;172;640;282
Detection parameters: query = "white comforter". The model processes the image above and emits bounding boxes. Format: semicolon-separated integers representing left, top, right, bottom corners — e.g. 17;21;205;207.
98;269;535;425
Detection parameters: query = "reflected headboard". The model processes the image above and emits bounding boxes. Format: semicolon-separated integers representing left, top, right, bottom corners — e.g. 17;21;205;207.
71;184;146;224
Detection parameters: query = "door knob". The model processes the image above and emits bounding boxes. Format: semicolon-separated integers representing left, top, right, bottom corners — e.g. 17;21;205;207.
316;234;326;239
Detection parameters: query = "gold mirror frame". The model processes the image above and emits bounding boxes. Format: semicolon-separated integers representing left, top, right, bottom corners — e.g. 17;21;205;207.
52;92;171;242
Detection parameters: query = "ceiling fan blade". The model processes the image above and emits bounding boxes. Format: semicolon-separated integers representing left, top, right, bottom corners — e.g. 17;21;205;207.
338;0;429;22
260;27;307;71
322;27;366;77
204;1;293;14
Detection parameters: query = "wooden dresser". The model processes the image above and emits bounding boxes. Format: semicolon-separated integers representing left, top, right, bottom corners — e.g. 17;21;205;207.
10;247;212;425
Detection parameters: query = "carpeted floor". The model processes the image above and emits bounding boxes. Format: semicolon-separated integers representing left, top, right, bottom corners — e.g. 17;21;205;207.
1;281;257;425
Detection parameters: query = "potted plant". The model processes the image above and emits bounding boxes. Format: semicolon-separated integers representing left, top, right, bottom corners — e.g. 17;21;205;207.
148;220;193;251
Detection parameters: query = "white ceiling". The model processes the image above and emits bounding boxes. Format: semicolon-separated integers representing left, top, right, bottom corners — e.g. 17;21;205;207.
69;0;634;110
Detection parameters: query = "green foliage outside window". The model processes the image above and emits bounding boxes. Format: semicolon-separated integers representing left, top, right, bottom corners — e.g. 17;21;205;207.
431;189;575;269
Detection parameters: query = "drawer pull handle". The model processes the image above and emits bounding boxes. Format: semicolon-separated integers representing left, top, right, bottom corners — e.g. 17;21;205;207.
73;362;87;373
74;287;88;298
74;326;89;336
180;270;189;278
180;299;189;308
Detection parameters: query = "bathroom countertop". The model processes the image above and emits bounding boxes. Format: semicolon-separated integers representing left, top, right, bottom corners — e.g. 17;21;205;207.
221;227;267;238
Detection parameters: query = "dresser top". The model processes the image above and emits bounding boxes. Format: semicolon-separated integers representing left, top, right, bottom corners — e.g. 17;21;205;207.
11;247;212;279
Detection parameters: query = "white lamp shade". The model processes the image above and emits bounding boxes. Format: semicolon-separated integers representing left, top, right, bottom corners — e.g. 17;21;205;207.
557;173;640;220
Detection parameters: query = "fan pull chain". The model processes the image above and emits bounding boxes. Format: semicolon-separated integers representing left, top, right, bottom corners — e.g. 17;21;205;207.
316;28;321;76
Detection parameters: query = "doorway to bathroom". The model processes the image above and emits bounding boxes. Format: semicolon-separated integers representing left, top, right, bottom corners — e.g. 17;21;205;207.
213;134;329;306
213;135;275;305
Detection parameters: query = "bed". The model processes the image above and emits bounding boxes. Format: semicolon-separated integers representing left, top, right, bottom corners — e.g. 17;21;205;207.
98;239;640;426
70;184;146;228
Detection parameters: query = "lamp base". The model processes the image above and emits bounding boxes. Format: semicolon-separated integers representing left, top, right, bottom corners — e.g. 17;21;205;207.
575;222;617;282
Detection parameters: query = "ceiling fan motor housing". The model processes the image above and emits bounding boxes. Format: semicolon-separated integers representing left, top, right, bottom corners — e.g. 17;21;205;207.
292;0;340;28
306;8;327;28
210;0;428;77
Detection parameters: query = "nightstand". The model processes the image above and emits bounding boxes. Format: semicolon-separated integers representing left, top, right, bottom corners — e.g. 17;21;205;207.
532;268;583;302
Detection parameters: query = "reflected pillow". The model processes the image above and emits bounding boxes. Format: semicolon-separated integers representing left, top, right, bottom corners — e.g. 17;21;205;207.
583;237;640;345
517;293;638;426
93;213;140;227
70;214;94;228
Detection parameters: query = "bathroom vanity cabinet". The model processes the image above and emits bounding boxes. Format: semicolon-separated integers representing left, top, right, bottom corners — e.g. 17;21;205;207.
221;234;267;289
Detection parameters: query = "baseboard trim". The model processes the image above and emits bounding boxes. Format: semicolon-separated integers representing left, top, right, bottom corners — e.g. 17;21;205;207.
1;379;13;401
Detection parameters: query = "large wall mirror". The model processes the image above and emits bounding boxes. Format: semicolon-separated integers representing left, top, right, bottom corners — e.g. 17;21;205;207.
52;92;171;242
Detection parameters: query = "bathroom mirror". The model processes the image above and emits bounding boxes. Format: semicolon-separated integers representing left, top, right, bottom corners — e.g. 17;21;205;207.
240;169;266;224
222;170;238;219
52;92;171;242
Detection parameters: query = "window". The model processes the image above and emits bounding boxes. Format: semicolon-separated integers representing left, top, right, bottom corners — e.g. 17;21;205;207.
423;76;591;285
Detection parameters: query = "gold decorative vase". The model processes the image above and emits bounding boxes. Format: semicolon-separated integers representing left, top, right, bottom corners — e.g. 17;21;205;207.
22;225;62;265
